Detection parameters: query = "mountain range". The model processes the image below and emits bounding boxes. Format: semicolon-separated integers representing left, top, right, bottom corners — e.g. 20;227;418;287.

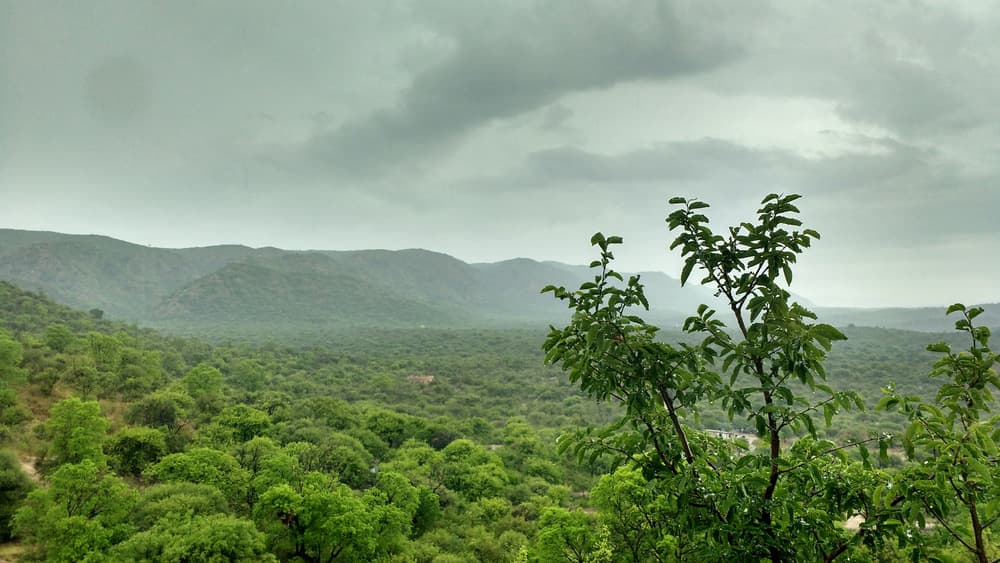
0;229;717;335
0;228;995;337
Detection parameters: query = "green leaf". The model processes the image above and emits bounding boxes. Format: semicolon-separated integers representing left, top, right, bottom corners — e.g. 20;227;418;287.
680;260;695;286
926;342;950;353
946;303;966;315
776;386;793;405
781;263;793;285
811;324;846;342
803;414;816;436
877;397;899;411
857;443;871;469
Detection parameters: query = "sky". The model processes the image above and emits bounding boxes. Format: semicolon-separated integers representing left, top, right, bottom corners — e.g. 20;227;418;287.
1;0;998;308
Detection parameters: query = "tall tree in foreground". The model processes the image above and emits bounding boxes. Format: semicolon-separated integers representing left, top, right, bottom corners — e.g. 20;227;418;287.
543;194;889;561
880;304;1000;563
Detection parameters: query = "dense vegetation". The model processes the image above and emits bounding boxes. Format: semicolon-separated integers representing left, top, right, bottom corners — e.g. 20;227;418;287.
0;281;624;562
0;195;997;561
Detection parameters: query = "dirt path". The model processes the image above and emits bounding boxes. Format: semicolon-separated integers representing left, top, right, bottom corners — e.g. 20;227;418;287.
0;543;24;563
18;455;40;484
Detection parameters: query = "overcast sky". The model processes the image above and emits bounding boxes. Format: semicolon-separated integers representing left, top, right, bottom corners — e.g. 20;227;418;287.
1;1;998;308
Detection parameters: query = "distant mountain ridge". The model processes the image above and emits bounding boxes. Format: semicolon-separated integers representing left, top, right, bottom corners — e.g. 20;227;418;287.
0;229;712;334
814;305;1000;333
0;228;995;336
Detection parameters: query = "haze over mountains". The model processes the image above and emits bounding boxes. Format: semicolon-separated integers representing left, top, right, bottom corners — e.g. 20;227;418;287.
0;228;995;336
0;229;715;333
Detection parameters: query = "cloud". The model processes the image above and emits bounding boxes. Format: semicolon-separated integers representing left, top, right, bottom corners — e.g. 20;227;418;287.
2;0;999;307
297;0;749;177
705;0;1000;139
480;134;997;249
526;139;787;183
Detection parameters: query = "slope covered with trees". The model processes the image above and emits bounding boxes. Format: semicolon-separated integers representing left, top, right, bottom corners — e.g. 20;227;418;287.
0;229;715;335
0;281;619;561
0;194;997;561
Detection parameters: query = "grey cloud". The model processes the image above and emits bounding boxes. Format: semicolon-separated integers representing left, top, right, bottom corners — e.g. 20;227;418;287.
538;104;574;132
501;136;997;246
707;1;1000;139
526;139;787;183
299;0;747;177
2;0;998;308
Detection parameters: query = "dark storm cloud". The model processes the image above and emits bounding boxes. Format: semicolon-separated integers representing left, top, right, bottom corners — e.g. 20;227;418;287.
298;0;748;177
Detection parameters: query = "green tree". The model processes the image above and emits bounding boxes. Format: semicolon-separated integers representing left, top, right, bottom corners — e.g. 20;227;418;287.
533;507;598;563
589;466;674;561
131;482;230;530
881;304;1000;563
0;449;34;541
0;383;29;436
381;439;448;494
182;362;225;415
543;194;886;561
112;512;276;563
314;432;374;489
44;396;109;467
14;459;136;562
44;323;75;353
145;448;250;510
364;471;422;556
106;426;168;477
126;389;194;450
254;471;378;562
411;484;442;537
87;331;123;373
441;438;509;501
214;404;272;443
0;330;23;381
366;407;426;449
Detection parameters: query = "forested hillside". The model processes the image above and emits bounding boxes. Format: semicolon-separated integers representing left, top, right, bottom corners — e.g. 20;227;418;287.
0;229;714;335
1;265;995;561
0;281;616;561
3;229;994;340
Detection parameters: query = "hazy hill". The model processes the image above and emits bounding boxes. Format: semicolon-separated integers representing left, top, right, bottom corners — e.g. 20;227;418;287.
153;253;472;332
1;229;995;336
0;229;226;318
814;305;1000;333
0;229;704;334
